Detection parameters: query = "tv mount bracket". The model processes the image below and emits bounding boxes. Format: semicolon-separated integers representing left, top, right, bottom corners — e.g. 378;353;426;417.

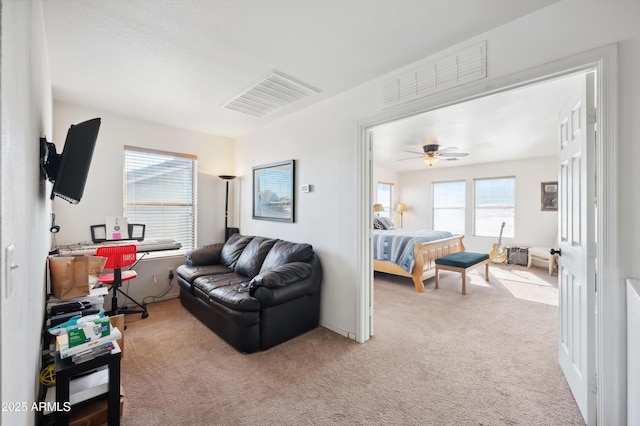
40;137;61;183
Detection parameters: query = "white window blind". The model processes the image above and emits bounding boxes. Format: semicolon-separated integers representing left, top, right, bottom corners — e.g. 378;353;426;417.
433;181;465;234
124;146;197;250
376;182;394;219
474;177;515;238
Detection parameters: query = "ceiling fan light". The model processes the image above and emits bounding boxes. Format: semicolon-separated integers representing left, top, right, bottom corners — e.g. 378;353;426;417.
423;156;439;166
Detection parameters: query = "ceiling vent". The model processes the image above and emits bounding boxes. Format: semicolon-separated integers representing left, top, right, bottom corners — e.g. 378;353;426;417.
223;71;319;118
383;41;487;108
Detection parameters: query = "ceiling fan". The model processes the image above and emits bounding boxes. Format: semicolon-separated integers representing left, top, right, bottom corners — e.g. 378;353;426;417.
401;143;469;166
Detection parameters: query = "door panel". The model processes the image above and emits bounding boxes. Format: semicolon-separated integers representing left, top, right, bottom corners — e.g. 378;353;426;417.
557;72;596;425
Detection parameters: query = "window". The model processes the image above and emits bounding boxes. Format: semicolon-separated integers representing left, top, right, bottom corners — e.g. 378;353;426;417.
474;177;515;237
376;182;394;218
433;181;465;234
124;146;197;251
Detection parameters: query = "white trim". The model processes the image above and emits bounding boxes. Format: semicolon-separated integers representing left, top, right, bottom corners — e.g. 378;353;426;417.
356;127;373;342
356;44;620;422
595;44;620;426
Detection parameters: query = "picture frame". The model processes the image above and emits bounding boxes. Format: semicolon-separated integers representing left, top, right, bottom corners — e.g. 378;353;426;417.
541;181;558;211
252;159;295;222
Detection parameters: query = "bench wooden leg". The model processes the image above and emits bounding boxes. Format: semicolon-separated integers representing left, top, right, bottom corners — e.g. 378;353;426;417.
461;270;466;295
485;262;489;280
435;266;440;289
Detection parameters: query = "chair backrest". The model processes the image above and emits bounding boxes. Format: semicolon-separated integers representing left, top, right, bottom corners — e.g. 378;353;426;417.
96;244;137;269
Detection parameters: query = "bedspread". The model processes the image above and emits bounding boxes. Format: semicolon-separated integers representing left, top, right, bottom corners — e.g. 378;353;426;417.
373;229;454;273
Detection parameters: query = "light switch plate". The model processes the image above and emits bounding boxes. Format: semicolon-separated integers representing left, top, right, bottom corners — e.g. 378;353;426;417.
4;244;15;299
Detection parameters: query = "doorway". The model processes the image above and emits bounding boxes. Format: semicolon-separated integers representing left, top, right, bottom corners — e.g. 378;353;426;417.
356;45;618;424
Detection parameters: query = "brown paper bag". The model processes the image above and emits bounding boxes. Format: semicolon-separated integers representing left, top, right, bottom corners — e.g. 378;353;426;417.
49;256;106;300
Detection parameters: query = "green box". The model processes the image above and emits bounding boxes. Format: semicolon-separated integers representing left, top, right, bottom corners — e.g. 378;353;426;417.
67;317;111;347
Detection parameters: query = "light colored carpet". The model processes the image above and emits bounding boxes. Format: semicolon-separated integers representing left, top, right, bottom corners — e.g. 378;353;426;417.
119;263;584;425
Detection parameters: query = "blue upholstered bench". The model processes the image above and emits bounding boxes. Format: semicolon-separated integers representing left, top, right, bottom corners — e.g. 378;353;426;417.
434;251;490;295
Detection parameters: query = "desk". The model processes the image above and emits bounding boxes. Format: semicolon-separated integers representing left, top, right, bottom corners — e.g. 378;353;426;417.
55;342;121;426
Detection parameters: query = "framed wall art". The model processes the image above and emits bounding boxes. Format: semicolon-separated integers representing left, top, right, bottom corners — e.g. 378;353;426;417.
252;159;295;222
541;181;558;211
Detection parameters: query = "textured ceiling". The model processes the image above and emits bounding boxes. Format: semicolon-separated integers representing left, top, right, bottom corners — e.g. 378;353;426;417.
373;73;584;172
42;0;559;138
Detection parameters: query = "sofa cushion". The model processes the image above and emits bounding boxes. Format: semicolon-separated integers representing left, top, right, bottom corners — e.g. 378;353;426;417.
193;272;249;295
259;240;314;273
234;237;278;278
208;286;261;312
177;264;233;283
220;234;254;268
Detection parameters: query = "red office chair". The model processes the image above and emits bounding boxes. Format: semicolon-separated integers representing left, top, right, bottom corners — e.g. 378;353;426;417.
96;244;148;319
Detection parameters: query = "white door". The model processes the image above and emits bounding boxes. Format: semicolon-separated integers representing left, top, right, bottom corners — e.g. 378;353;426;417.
557;72;597;425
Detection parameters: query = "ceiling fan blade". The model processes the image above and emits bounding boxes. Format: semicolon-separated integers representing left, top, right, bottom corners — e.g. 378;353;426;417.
440;152;469;157
437;146;458;153
398;156;423;161
404;150;424;155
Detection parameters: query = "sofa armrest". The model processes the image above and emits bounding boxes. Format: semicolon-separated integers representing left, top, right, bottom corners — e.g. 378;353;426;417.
185;243;224;266
250;262;312;289
248;262;314;304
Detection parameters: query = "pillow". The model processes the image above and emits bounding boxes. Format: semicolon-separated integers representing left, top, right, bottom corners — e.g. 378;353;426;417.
234;237;277;278
373;217;385;230
378;216;396;230
220;234;254;268
259;240;314;273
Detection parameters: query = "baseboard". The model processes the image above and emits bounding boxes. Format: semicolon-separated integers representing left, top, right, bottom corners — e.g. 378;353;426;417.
147;293;180;304
320;322;353;340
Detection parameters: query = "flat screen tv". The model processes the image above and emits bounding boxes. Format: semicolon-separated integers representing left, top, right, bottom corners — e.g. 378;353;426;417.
42;117;101;204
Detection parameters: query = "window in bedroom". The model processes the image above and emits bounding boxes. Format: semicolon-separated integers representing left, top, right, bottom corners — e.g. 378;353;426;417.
433;180;466;234
376;182;394;218
474;177;515;238
124;146;197;251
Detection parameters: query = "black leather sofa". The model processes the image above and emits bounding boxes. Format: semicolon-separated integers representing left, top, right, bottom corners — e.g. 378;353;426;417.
177;234;322;353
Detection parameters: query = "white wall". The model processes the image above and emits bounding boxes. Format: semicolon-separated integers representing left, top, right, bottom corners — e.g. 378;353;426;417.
236;0;640;421
398;156;558;253
52;102;236;247
51;102;236;305
234;85;381;338
0;1;52;424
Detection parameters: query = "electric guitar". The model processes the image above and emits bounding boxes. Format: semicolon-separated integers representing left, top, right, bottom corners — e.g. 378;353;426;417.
490;222;507;263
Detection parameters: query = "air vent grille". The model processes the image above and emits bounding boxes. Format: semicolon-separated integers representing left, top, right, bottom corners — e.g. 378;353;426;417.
383;41;487;108
223;71;320;118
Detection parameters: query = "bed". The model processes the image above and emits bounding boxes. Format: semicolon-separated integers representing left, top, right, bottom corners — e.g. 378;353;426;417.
372;224;465;292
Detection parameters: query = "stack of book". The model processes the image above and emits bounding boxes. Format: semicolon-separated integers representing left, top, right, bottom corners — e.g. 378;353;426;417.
57;325;122;364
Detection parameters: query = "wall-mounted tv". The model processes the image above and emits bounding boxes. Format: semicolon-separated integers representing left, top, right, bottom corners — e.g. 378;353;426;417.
41;118;101;204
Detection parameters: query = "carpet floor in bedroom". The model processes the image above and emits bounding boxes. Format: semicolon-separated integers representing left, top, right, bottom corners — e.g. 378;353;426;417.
119;263;584;425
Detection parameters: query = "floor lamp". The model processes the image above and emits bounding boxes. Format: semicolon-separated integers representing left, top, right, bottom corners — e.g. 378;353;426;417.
218;175;238;241
396;203;408;228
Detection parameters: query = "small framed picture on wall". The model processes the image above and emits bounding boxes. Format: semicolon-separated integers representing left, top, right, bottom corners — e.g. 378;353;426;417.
541;181;558;211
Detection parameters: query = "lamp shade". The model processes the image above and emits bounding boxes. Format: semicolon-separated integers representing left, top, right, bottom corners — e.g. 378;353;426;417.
373;204;384;213
396;203;407;213
423;156;439;166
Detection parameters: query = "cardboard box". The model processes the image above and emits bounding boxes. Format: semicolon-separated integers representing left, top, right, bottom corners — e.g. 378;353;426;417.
49;256;107;300
110;315;125;357
69;386;125;426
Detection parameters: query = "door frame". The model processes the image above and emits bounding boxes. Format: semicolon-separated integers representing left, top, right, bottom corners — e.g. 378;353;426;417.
356;44;619;421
